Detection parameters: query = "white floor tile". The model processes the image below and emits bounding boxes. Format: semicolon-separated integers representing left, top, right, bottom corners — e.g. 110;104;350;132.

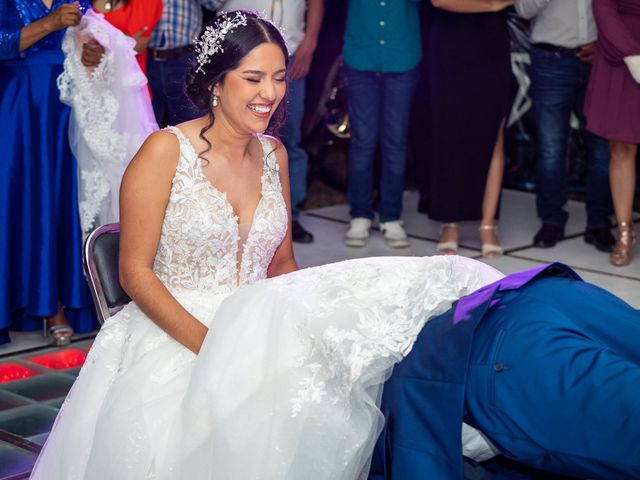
306;189;621;251
513;236;640;280
293;215;477;269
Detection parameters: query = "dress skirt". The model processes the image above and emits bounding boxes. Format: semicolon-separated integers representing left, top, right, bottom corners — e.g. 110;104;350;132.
30;256;503;479
584;3;640;144
0;50;97;344
415;7;512;222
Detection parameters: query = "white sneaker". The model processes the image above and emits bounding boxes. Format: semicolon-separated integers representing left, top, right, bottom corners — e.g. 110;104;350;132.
344;217;372;247
380;220;410;248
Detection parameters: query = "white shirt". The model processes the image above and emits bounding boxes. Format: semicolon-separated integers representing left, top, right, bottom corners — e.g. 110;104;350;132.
514;0;598;48
221;0;306;54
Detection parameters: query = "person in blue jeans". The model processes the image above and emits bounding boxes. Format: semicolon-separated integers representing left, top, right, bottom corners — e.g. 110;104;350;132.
515;0;614;251
342;0;421;249
147;0;223;127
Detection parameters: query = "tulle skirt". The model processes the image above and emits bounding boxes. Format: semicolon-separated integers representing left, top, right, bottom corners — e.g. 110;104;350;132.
0;51;97;344
31;256;503;479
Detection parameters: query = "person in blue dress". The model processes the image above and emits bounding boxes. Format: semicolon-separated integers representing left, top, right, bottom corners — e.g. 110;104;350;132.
0;0;101;345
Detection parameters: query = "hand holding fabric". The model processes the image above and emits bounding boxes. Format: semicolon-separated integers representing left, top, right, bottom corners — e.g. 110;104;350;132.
81;38;104;66
43;2;82;32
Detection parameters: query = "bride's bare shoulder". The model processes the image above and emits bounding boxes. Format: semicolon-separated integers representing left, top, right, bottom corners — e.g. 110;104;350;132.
120;130;182;194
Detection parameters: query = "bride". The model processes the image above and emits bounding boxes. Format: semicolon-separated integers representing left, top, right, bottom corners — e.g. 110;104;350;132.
30;11;503;479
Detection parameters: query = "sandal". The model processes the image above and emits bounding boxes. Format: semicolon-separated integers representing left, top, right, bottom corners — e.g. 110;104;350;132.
47;324;74;346
611;221;636;267
479;224;503;259
437;223;459;255
43;303;74;346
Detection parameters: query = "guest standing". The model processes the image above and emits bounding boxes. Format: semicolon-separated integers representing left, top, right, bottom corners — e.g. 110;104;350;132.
515;0;615;251
0;0;100;345
418;0;514;258
585;0;640;266
147;0;223;127
342;0;421;248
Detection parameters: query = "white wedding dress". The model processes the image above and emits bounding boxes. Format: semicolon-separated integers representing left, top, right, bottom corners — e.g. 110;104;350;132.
30;127;503;480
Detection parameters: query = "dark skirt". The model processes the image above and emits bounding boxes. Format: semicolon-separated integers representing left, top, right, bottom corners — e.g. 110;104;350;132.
414;7;512;222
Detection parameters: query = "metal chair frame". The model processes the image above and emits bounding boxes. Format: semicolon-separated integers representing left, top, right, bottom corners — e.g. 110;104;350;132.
83;223;129;324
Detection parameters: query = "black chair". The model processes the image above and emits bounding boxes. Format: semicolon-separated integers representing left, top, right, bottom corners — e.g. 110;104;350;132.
83;223;131;324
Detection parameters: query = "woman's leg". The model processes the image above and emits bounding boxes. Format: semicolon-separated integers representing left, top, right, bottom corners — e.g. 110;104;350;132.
609;140;637;266
478;119;506;257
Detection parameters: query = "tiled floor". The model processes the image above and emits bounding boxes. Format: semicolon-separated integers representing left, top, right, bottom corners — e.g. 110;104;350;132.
295;189;640;308
0;188;637;479
0;343;92;479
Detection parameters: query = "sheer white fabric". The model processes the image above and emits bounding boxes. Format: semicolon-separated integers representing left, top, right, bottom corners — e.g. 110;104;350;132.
57;10;158;236
30;128;504;479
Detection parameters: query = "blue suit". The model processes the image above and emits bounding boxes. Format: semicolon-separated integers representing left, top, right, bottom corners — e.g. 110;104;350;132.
372;263;640;480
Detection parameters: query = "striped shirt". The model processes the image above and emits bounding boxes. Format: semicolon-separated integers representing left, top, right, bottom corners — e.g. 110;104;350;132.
151;0;224;49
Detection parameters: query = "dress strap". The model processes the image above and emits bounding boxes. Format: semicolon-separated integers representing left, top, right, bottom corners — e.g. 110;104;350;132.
256;134;280;173
163;126;200;167
164;126;189;149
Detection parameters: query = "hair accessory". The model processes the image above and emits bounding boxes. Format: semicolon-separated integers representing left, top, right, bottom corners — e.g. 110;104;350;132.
194;11;248;73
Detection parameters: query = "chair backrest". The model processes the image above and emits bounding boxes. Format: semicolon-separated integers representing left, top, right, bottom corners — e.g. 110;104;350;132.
83;223;131;324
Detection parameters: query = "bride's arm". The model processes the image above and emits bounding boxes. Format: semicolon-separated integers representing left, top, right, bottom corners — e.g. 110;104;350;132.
118;131;208;354
267;138;299;277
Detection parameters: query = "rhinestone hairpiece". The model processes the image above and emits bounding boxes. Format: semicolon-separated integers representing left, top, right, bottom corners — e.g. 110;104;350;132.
194;11;248;73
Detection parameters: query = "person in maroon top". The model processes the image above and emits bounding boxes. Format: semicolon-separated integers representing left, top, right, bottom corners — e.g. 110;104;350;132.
585;0;640;266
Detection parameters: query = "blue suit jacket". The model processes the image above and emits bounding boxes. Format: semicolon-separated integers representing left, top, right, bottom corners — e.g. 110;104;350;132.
371;263;581;480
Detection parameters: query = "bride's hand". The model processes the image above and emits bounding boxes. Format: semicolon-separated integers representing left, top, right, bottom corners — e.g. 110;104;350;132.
43;2;82;32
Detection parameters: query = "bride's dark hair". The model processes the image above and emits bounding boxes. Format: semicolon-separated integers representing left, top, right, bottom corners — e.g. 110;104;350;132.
185;11;289;158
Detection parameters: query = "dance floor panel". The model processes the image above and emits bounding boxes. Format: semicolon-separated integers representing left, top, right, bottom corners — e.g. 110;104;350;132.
0;342;91;480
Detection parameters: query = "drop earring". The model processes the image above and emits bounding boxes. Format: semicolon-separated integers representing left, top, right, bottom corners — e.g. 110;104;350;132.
212;94;219;108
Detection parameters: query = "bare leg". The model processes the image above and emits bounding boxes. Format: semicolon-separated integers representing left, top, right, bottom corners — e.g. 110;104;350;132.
609;141;637;266
479;119;506;257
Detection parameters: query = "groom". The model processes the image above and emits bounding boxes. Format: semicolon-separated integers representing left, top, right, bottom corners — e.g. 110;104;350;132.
371;263;640;479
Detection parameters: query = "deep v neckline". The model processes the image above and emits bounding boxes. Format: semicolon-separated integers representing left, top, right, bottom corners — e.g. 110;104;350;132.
173;127;269;283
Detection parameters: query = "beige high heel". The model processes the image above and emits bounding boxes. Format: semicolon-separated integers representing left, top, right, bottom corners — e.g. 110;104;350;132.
437;223;459;255
611;221;636;267
479;224;504;259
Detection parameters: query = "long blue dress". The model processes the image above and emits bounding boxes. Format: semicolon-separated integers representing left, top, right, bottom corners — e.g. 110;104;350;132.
0;0;97;344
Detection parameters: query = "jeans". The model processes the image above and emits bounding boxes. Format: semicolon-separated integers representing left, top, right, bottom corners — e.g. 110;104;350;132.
147;52;201;128
278;70;308;221
343;64;419;222
530;46;612;229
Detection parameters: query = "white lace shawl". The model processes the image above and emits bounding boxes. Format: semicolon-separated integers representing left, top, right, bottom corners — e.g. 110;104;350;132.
57;10;158;236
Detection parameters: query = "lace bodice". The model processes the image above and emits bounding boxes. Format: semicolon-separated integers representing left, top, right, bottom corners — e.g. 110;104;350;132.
152;127;288;294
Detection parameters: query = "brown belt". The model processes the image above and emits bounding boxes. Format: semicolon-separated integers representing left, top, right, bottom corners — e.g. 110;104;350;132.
148;45;193;61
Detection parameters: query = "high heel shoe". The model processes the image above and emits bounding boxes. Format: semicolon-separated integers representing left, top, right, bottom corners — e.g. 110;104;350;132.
479;224;503;259
437;223;458;255
611;221;636;267
43;303;74;346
